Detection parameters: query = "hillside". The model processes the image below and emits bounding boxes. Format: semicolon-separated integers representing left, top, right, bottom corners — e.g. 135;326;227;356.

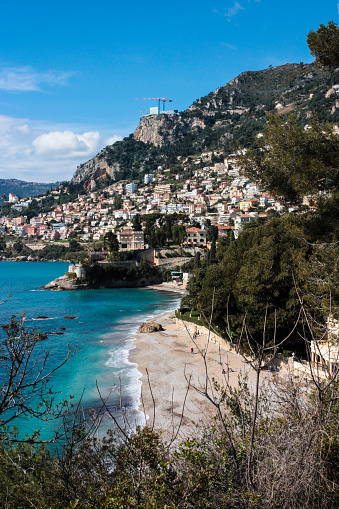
70;62;339;190
0;179;60;201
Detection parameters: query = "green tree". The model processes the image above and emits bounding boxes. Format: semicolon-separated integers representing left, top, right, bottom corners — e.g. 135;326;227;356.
209;238;216;264
307;20;339;70
0;430;65;508
104;231;119;253
195;217;304;351
216;235;233;261
206;225;218;242
154;228;167;248
113;195;122;210
13;240;24;253
238;113;339;204
132;213;142;231
0;238;6;251
139;254;148;274
171;225;186;245
204;219;211;229
194;251;201;269
68;239;81;251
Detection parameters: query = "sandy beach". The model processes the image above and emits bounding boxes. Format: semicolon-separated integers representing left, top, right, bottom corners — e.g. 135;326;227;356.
145;281;188;295
130;288;272;442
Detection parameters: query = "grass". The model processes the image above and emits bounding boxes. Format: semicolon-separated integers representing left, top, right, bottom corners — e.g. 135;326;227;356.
175;309;206;327
175;309;234;342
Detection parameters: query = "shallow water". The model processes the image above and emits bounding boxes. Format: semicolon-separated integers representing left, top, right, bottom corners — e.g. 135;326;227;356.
0;261;180;440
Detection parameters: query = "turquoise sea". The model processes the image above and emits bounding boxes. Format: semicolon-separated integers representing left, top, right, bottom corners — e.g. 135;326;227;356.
0;261;181;440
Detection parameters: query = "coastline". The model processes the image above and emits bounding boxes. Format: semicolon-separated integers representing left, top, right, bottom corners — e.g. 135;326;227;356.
41;277;190;292
142;281;187;295
129;302;270;442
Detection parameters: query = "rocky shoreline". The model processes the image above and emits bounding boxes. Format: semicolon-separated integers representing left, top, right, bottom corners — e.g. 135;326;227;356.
0;256;65;262
42;275;88;291
41;274;171;291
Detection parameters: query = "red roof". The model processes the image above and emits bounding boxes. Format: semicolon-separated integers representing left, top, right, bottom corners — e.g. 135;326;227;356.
186;227;205;232
119;230;143;235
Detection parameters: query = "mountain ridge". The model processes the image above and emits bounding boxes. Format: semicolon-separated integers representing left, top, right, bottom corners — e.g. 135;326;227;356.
70;62;339;190
0;179;61;201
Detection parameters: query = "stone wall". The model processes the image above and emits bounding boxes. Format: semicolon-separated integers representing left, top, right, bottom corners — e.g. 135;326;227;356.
176;318;238;354
155;257;191;268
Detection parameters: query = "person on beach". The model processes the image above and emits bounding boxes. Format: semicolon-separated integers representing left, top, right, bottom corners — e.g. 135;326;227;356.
191;347;194;354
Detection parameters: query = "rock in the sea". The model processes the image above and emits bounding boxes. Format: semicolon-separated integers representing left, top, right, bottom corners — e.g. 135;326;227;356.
138;322;164;333
36;316;49;320
42;275;88;291
64;316;77;320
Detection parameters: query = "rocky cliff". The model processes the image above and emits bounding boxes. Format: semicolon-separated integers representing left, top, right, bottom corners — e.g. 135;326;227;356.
70;154;116;190
133;113;205;147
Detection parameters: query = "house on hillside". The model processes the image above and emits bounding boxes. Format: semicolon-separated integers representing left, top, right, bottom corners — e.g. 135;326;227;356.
185;227;207;246
310;315;339;375
117;230;144;251
8;193;19;203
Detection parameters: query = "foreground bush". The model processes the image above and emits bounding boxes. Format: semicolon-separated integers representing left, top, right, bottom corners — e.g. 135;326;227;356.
1;368;339;508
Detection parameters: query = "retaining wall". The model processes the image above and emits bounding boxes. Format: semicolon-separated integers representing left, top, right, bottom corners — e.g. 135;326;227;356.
175;318;238;354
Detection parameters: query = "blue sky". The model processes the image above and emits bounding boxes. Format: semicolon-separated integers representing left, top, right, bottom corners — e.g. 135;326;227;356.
0;0;338;183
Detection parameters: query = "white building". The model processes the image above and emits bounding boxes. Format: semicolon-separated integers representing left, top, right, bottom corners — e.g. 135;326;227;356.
144;174;155;184
126;183;138;195
68;263;85;279
117;230;144;251
310;316;339;375
8;193;19;203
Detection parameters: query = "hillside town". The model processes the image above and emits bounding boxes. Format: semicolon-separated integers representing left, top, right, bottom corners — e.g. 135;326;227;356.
0;152;309;253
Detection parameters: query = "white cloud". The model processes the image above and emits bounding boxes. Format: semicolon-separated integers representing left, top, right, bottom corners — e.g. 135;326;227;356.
33;130;100;158
105;134;123;146
0;66;73;92
224;1;244;19
12;124;31;136
0;115;125;182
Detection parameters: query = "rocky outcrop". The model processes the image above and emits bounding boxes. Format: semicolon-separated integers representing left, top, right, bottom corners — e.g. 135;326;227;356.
42;275;88;291
138;322;164;333
43;272;162;291
70;154;115;189
133;113;205;147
